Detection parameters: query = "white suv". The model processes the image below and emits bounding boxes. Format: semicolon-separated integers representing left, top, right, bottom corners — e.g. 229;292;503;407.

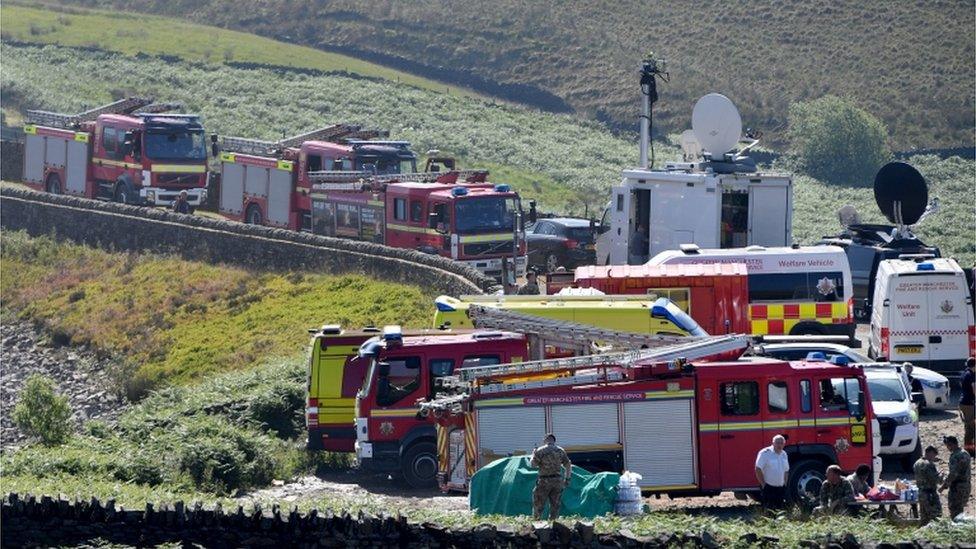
863;367;920;470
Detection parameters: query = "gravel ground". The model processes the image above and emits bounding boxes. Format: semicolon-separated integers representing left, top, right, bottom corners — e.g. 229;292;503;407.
0;320;125;451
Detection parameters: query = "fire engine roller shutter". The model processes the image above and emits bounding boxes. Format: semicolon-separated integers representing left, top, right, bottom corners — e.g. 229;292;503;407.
477;407;545;461
244;165;269;198
551;404;619;448
267;169;291;225
65;139;88;194
45;135;67;169
24;134;44;184
623;399;696;488
220;163;245;214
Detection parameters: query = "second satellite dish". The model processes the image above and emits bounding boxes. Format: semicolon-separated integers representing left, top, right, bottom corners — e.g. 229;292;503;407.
691;93;742;157
873;162;928;226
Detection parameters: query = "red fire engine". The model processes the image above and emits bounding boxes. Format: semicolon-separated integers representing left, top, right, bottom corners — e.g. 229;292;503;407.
218;127;528;279
547;262;751;335
23;97;209;208
422;340;877;504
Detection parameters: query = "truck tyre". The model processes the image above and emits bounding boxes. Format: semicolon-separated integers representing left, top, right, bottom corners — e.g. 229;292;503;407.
901;437;922;471
114;183;132;204
401;441;438;489
790;322;826;337
45;174;62;195
787;459;826;508
245;204;263;225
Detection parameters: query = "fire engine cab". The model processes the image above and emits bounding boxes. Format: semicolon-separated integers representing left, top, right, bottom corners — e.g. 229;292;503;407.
423;340;877;505
218;126;527;279
23;97;209;207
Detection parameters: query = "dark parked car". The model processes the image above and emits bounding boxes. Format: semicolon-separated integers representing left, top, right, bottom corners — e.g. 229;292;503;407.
526;217;596;272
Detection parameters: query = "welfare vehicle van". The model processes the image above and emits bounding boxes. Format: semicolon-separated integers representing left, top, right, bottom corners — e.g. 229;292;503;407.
869;257;975;374
647;245;855;340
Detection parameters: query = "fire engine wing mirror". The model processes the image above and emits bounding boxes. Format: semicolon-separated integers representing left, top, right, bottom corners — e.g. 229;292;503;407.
528;200;537;223
210;134;219;157
849;391;865;420
377;362;391;377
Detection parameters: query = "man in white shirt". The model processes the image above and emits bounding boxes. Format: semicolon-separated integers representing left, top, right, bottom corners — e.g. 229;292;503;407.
755;434;790;511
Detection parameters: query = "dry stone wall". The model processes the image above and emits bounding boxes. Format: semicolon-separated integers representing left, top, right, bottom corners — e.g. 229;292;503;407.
0;186;495;296
2;493;959;548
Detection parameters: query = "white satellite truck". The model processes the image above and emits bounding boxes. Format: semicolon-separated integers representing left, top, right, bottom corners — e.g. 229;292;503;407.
595;59;793;265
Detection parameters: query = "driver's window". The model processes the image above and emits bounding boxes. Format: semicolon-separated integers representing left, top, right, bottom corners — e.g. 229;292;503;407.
377;356;421;406
818;377;859;412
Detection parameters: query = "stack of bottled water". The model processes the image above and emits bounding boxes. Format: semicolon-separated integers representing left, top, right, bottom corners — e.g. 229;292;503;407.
614;471;644;515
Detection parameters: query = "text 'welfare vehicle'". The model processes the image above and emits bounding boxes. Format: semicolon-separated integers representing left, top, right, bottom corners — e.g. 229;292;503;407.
647;245;855;340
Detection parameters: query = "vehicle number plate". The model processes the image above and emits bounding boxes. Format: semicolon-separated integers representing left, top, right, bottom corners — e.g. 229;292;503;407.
895;345;923;354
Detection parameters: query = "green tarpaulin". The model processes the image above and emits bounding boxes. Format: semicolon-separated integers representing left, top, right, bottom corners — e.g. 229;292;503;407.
469;456;620;518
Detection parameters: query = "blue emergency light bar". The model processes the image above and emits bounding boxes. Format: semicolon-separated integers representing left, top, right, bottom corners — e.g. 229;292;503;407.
451;187;469;197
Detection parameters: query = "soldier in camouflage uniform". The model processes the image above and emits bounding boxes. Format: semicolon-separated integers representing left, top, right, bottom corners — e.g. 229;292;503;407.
813;465;856;516
940;436;972;519
530;433;572;520
914;445;943;525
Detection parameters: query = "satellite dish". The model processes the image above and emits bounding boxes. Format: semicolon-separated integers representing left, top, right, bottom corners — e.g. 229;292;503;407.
691;93;742;157
873;162;928;226
679;129;702;161
837;205;861;229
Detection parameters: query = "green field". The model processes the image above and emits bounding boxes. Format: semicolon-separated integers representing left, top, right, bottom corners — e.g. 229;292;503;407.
56;0;976;149
3;42;972;263
0;3;483;100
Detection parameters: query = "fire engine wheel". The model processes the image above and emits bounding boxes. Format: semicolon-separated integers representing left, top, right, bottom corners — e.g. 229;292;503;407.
789;322;826;337
45;174;62;195
114;184;131;204
545;253;560;273
401;441;438;489
245;205;263;225
787;459;826;508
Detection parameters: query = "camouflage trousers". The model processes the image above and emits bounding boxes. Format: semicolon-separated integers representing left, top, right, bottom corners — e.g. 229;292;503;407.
533;476;565;520
948;482;971;519
918;489;942;525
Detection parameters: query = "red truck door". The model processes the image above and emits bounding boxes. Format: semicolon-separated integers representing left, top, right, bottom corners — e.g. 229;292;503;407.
716;378;766;489
813;375;860;448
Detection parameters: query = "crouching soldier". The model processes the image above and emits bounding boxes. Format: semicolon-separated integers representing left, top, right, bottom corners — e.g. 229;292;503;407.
531;433;572;520
914;445;943;525
813;465;856;516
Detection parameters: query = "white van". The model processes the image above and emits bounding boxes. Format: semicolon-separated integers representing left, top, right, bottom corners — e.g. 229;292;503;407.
648;245;854;339
869;257;975;374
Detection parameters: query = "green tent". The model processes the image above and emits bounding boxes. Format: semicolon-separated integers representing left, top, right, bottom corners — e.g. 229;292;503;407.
469;456;620;518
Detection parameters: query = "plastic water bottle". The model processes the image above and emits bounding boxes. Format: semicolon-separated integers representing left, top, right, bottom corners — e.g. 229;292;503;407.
614;471;644;515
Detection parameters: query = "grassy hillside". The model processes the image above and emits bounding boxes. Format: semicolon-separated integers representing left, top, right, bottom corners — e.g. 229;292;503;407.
0;3;483;100
1;231;433;396
3;43;972;263
56;0;975;149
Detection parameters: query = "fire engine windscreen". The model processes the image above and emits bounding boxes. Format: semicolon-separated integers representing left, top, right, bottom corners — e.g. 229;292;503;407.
455;196;518;234
145;129;207;161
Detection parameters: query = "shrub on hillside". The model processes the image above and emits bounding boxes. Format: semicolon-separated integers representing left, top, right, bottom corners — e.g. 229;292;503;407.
246;380;305;439
177;415;278;494
787;95;891;185
12;375;72;445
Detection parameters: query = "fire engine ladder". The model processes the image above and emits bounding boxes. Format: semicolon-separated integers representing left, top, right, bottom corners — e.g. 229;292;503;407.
307;170;457;191
26;96;155;129
221;135;280;157
467;304;687;359
458;334;749;384
277;124;362;149
418;334;751;414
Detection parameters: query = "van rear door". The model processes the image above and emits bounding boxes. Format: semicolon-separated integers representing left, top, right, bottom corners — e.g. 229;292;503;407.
924;271;971;368
887;274;929;363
